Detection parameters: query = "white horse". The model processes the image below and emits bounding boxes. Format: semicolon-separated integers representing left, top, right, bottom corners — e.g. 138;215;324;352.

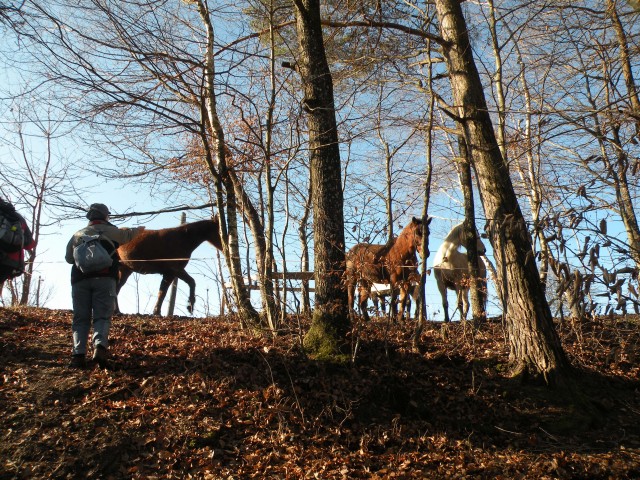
433;222;487;322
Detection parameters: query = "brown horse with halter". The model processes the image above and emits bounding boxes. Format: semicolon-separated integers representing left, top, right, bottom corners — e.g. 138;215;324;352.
116;217;223;316
433;222;487;322
345;217;429;322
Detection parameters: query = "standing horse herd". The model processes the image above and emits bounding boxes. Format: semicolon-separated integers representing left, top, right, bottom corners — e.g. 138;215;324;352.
114;215;487;322
345;219;487;323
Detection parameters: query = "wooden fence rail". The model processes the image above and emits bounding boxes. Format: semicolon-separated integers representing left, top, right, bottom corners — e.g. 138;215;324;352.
220;272;394;315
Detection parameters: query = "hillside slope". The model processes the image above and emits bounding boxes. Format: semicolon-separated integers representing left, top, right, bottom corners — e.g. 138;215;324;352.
1;307;639;479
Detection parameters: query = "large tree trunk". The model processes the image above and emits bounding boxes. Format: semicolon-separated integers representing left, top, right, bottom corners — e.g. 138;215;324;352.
608;0;640;126
434;0;571;384
293;0;349;358
607;0;640;268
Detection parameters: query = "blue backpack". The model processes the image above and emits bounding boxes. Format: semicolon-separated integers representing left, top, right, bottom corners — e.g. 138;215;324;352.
73;235;115;273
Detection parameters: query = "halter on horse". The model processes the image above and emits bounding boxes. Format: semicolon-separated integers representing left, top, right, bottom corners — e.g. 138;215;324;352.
433;222;486;322
116;217;223;316
345;217;428;322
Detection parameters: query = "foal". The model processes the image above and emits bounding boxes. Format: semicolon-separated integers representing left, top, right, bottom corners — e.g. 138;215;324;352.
433;222;486;322
117;217;223;316
345;217;428;322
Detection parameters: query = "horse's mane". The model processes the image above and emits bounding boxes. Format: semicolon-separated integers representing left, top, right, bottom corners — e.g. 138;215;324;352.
383;221;420;261
161;218;217;234
434;223;464;265
444;222;465;241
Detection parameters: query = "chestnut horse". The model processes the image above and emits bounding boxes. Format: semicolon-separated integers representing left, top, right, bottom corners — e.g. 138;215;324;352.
433;222;487;322
116;217;223;316
345;217;428;322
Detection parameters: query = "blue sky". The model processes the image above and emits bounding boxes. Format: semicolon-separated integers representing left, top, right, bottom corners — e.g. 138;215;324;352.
5;0;630;322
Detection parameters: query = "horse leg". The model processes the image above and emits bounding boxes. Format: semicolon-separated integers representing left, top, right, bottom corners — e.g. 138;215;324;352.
476;278;488;321
371;291;380;317
153;274;175;316
402;284;413;321
390;287;399;321
115;266;134;314
459;288;469;322
396;285;409;322
175;270;197;314
347;281;357;321
436;274;450;323
404;285;413;321
357;284;371;322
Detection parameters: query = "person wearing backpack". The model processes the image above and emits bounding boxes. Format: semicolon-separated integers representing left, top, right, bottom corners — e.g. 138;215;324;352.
65;203;145;369
0;197;36;290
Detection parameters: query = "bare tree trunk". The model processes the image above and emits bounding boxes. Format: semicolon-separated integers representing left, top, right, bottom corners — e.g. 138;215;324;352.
414;39;435;341
488;4;552;290
231;171;279;329
486;0;507;163
434;0;571;384
610;126;640;268
608;0;640;127
293;0;349;358
261;0;281;331
383;136;394;241
194;0;260;327
166;212;186;316
18;120;51;306
458;136;485;322
514;40;552;288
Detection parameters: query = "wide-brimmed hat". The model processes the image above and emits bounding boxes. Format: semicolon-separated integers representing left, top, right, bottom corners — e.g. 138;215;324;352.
86;203;111;220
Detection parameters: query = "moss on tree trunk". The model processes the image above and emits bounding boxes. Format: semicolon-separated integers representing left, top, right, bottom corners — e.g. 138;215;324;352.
303;307;350;362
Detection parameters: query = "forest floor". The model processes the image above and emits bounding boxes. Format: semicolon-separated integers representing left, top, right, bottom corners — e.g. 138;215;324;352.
0;307;639;479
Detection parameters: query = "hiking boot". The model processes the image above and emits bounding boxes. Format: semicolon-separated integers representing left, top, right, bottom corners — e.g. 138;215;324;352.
68;354;86;369
92;345;108;368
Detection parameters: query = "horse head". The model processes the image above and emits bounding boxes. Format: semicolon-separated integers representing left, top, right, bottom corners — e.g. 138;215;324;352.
447;222;486;256
408;216;431;253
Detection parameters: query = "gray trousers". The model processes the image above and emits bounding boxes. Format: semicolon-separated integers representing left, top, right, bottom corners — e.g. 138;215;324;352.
71;276;117;355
